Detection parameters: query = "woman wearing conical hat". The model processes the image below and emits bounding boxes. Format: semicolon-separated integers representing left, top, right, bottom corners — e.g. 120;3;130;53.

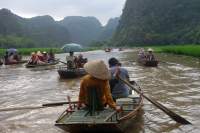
78;60;121;112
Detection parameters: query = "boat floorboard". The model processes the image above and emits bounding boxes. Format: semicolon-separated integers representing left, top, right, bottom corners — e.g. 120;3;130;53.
60;109;117;124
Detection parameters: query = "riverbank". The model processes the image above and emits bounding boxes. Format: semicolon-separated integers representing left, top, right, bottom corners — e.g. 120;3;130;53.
0;47;102;57
0;48;62;57
149;45;200;57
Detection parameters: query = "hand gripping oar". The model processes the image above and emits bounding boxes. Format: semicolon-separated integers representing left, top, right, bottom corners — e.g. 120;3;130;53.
0;101;78;112
118;77;192;125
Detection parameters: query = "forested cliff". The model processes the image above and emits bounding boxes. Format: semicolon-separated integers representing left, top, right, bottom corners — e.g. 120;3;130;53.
113;0;200;46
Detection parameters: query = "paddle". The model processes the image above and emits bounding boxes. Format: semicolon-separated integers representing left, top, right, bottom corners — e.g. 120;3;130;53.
118;77;192;125
0;101;78;112
58;60;68;65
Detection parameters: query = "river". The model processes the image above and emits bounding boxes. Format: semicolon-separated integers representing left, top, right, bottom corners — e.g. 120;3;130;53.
0;49;199;133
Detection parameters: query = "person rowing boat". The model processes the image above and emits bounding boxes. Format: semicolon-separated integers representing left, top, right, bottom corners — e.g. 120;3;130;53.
108;57;130;101
78;60;121;112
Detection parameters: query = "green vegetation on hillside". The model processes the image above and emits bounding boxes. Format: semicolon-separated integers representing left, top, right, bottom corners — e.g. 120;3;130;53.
154;45;200;57
0;8;71;48
113;0;200;46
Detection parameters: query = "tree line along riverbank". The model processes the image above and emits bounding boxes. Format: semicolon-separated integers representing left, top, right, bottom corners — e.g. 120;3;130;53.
0;45;200;58
151;45;200;58
0;47;102;57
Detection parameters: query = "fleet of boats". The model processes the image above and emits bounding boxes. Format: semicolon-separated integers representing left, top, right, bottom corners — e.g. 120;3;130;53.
0;48;165;133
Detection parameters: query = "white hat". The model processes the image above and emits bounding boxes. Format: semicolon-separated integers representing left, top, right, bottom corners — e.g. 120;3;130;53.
147;48;153;52
84;60;110;80
31;52;35;55
37;51;42;56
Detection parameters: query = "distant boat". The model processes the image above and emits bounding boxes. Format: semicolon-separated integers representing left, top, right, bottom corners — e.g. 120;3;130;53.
58;67;86;79
137;58;158;67
118;48;124;51
4;60;27;65
105;48;111;52
25;60;59;68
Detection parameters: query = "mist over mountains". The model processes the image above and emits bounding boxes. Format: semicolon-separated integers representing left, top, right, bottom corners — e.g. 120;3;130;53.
0;8;119;48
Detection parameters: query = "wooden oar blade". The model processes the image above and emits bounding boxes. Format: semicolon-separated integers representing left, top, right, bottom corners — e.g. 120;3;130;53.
119;77;192;125
149;98;192;125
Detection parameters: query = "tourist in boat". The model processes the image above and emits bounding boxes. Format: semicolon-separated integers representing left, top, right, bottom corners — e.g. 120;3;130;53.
28;52;38;65
4;51;9;64
48;49;55;62
37;51;45;64
17;52;22;61
76;54;87;68
138;48;146;60
78;60;121;112
108;58;130;101
8;52;17;63
66;51;77;69
42;51;48;63
13;52;22;62
146;48;155;61
0;58;3;65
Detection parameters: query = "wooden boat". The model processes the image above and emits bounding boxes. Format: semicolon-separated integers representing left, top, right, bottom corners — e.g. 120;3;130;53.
4;60;27;65
105;48;111;52
25;60;59;68
55;83;143;133
58;68;86;79
137;58;158;67
118;48;124;51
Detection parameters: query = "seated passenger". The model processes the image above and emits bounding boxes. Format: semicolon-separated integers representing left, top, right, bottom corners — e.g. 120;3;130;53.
48;49;55;62
28;52;38;65
78;60;121;112
42;51;48;63
37;51;45;64
138;48;146;60
66;51;77;69
108;58;130;101
8;53;17;63
4;51;9;64
76;54;87;68
146;48;155;61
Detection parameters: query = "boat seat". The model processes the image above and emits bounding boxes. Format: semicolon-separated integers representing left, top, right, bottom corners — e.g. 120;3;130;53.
86;87;104;116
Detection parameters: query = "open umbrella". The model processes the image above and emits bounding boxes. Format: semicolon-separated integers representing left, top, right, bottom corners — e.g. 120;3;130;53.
61;43;83;53
7;48;18;55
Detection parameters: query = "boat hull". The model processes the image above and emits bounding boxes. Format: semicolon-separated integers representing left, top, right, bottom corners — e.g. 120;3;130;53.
58;68;86;79
138;59;158;67
55;123;123;133
4;60;27;65
55;83;143;133
25;61;59;68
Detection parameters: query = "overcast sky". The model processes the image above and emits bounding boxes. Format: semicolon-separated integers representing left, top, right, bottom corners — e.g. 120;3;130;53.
0;0;126;25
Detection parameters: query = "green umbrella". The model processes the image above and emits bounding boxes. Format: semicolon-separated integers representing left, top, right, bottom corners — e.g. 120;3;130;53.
61;43;83;53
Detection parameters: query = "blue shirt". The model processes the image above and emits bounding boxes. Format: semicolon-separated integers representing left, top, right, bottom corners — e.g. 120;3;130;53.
109;66;130;99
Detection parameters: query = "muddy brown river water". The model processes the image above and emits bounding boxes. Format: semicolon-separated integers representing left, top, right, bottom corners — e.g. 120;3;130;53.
0;49;200;133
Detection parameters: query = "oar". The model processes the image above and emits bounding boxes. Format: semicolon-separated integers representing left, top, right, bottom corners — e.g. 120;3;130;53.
118;77;192;125
58;60;68;65
0;101;78;112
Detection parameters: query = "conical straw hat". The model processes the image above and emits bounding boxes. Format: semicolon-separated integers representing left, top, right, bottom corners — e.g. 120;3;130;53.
147;48;153;52
84;60;110;80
